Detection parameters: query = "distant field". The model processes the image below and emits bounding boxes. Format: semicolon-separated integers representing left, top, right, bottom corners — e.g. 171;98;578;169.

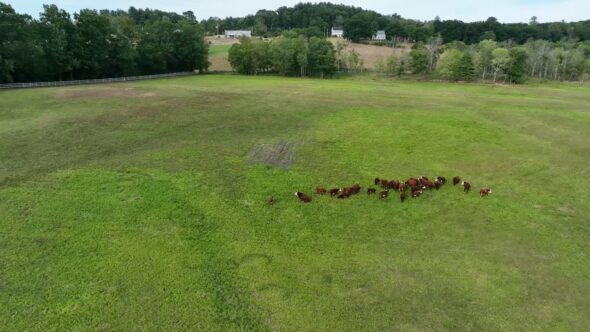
1;75;589;330
208;38;236;71
206;37;409;72
328;37;410;69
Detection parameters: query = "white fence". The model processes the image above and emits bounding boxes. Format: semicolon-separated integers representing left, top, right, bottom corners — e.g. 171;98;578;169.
0;72;195;90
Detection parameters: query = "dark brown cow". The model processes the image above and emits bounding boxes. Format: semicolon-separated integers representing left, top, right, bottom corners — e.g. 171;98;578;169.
400;191;406;203
380;179;389;188
374;177;380;185
453;176;461;186
436;176;446;184
379;190;389;199
462;181;471;193
434;180;442;191
315;187;327;195
351;183;361;195
367;188;377;195
480;188;492;197
268;196;274;205
295;191;312;203
329;188;340;197
410;185;421;193
387;180;399;190
419;176;430;182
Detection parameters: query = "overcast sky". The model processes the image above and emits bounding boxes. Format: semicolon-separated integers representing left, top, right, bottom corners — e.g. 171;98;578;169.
6;0;589;23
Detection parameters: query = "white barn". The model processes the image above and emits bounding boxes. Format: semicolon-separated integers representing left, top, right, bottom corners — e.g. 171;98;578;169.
373;30;386;41
225;30;252;39
331;27;344;38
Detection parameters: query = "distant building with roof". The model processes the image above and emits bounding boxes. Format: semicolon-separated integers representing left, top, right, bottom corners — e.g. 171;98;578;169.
224;30;252;39
331;27;344;38
373;30;386;41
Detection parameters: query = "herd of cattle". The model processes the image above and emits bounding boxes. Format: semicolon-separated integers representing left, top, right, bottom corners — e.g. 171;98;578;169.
284;176;492;204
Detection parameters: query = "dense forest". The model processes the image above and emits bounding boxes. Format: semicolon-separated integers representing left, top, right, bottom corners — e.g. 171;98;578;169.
201;2;590;44
0;3;208;83
1;2;589;84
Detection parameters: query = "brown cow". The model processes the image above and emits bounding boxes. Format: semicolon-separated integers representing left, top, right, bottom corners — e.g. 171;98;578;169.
406;178;419;187
379;190;389;199
421;179;434;190
367;188;377;195
436;176;446;184
480;188;492;197
453;176;461;186
400;191;406;203
374;177;380;185
329;188;340;197
411;189;422;198
351;183;361;194
462;181;471;193
380;179;389;188
315;187;327;195
295;191;312;203
419;176;430;182
338;188;353;199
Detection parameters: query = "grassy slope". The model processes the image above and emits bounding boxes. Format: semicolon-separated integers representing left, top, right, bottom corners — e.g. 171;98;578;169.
1;75;589;330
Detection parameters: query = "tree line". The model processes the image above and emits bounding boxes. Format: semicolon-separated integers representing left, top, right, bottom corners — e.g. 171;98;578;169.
228;32;336;77
375;39;590;83
0;3;208;83
201;3;590;44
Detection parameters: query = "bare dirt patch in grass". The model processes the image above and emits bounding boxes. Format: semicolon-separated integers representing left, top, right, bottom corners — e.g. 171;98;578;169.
248;140;301;168
57;87;158;100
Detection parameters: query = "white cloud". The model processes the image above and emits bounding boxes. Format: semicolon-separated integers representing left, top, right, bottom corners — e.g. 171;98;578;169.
7;0;589;22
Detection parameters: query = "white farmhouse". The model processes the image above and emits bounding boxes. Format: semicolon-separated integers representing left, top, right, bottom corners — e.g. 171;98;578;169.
224;30;252;39
373;30;386;41
331;27;344;38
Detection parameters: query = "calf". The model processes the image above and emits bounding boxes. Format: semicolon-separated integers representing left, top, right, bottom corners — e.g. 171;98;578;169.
462;181;471;193
379;190;389;199
453;176;461;186
400;191;406;203
295;191;312;203
398;182;407;193
315;187;327;195
480;188;492;197
367;188;377;195
329;188;340;197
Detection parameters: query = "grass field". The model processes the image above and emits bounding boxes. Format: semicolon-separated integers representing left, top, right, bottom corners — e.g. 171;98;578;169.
1;75;590;330
208;42;234;71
